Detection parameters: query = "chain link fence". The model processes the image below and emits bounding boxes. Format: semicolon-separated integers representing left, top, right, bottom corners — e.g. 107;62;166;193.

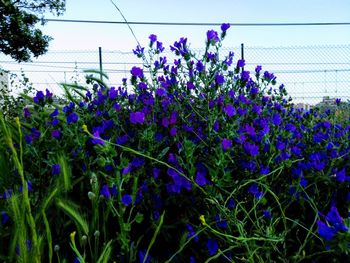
0;44;349;105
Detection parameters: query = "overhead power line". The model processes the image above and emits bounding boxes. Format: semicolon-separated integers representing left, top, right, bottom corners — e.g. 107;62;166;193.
45;19;350;27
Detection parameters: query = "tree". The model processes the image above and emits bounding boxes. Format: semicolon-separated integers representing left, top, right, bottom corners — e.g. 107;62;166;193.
0;0;66;62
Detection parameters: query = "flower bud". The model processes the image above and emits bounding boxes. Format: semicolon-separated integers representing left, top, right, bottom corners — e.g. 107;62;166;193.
88;191;96;200
90;173;97;185
81;235;87;246
54;245;60;252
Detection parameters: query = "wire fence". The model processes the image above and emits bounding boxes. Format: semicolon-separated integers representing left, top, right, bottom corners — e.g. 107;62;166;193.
0;44;349;105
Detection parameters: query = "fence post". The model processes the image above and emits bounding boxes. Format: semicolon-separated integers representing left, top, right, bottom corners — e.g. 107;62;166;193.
99;47;103;81
241;43;244;72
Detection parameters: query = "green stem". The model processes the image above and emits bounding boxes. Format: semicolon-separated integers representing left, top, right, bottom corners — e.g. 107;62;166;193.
0;115;41;262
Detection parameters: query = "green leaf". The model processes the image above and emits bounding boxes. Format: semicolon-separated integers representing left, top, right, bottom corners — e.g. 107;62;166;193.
157;147;169;160
135;213;144;224
96;240;113;263
56;199;89;235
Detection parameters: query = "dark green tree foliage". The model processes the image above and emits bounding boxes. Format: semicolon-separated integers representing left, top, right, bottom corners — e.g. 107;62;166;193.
0;0;65;62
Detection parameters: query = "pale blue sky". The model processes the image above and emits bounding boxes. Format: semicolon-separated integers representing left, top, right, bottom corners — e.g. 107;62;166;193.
42;0;350;51
2;0;350;104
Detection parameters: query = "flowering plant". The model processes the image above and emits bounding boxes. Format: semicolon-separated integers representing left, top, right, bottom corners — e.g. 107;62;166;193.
1;24;349;262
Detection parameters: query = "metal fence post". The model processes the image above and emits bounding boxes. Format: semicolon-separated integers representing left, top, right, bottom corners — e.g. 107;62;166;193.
241;43;244;71
99;47;103;81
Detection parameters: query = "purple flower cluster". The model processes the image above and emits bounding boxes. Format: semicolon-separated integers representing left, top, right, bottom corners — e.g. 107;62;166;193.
6;23;349;262
317;206;348;241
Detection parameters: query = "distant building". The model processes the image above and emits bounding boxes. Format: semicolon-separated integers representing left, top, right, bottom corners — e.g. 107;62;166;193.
295;102;312;111
315;96;337;108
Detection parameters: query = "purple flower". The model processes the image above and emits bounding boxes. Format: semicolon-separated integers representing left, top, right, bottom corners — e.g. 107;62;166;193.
334;168;347;183
300;177;308;188
223;104;236;117
29;128;40;141
336;98;341;105
161;117;169;128
260;166;270;175
1;211;9;225
255;65;262;73
243;142;259;157
139;250;152;263
33;91;45;104
51;130;61;139
272;113;282;126
317;220;337;241
186;224;199;242
133;45;144;57
215;215;228;229
170;127;177;137
109;87;118;100
215;74;225;85
122;164;132;175
23;108;31;118
276;141;286;151
25;135;33;144
248;184;263;199
168;153;177;164
213;120;220;132
263;210;272;219
242;160;257;172
222;138;232;151
3;189;13;199
207;30;220;43
170;111;178;124
221;23;230;32
264;71;276;81
252;104;262;114
131;157;145;168
50;108;59;118
50;118;59;126
156;41;165;52
121;194;133;206
130;66;143;78
244;124;256;137
91;131;104;145
63;102;75;114
241;71;250;81
138;82;148;91
19;181;33;193
196;61;204;72
226;198;235;209
116;134;128;145
187;81;195;90
67;112;78;124
326;206;348;232
52;164;61;176
237;59;245;68
149;34;157;43
130;111;145;124
207;238;218;256
113;102;121;111
43;89;52;99
100;185;111;198
156;88;166;97
195;171;208;186
152;168;161;179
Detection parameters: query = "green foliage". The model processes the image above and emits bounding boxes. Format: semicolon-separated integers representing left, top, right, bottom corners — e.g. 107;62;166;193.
0;0;66;62
0;25;350;262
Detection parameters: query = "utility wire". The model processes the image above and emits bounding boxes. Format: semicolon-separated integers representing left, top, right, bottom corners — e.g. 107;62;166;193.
44;19;350;27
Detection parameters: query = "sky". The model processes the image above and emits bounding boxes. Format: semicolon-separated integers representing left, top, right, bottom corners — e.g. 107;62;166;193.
1;0;350;104
41;0;350;51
